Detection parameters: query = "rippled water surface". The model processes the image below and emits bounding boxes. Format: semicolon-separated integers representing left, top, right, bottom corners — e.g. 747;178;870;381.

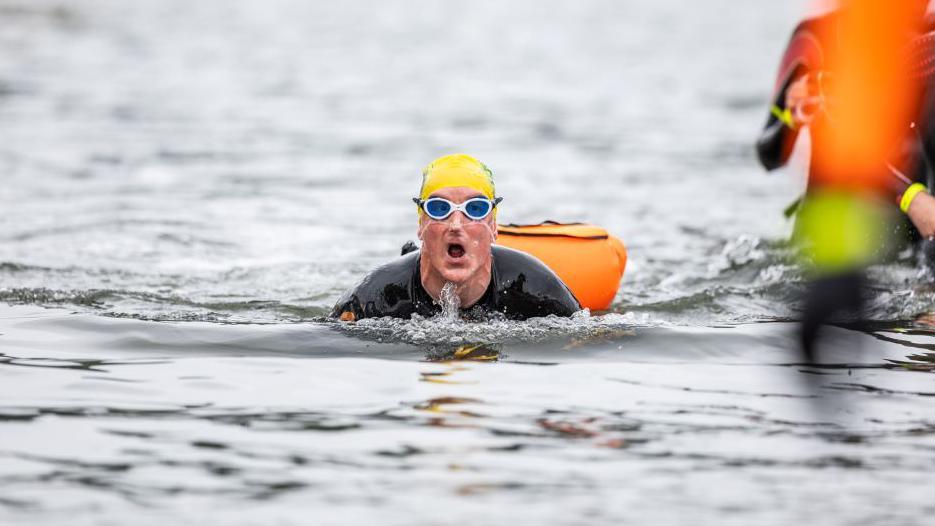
3;0;935;524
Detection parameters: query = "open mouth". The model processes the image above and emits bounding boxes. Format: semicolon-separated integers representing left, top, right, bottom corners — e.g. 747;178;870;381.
447;243;465;259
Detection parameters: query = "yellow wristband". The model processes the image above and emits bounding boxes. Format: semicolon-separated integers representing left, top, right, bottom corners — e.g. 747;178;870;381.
900;182;928;214
770;105;795;129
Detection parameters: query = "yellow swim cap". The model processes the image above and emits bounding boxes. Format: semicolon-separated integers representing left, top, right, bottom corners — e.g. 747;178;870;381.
418;154;496;203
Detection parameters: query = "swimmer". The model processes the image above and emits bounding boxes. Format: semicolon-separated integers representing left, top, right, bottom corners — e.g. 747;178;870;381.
331;154;580;321
756;7;935;241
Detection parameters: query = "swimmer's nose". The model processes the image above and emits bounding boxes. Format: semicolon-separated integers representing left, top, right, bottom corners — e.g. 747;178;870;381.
448;212;465;229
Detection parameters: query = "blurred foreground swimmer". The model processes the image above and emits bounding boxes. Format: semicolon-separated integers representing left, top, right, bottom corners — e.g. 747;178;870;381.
331;154;581;321
756;5;935;245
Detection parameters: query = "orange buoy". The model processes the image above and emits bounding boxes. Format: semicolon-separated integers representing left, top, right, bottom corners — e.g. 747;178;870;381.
496;221;627;311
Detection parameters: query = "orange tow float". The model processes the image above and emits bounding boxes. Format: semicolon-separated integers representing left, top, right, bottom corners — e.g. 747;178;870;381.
496;221;627;311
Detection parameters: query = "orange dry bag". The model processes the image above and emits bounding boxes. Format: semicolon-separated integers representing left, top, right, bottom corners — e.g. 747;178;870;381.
496;221;627;311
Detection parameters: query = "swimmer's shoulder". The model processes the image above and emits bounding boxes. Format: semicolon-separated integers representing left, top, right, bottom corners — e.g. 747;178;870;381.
491;245;562;286
491;245;581;317
330;251;420;320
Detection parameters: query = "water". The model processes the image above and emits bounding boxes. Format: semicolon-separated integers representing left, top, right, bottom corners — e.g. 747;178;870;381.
438;282;461;321
2;0;935;524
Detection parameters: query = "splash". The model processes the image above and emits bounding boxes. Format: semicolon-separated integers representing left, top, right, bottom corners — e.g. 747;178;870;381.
438;282;461;321
339;309;659;348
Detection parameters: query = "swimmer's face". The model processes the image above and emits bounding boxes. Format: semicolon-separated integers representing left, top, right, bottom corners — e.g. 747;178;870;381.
418;186;497;285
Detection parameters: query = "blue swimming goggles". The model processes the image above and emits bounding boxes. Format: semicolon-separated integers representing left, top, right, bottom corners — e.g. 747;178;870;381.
413;196;503;221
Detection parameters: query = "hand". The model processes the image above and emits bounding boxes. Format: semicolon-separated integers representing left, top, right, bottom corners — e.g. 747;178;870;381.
907;191;935;239
785;73;823;127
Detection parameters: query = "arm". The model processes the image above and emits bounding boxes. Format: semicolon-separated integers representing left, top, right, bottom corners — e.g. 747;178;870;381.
902;91;935;238
757;14;836;171
884;73;935;238
330;289;363;321
757;71;825;171
756;112;798;171
906;190;935;238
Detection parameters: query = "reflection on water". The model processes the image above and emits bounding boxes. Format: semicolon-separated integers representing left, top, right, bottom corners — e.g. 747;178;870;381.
424;344;502;363
3;306;935;524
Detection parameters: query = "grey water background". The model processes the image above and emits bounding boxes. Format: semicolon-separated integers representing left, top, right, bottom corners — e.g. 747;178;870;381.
3;0;935;524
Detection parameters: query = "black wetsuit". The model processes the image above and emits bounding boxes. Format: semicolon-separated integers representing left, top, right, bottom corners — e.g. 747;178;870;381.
331;245;580;321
